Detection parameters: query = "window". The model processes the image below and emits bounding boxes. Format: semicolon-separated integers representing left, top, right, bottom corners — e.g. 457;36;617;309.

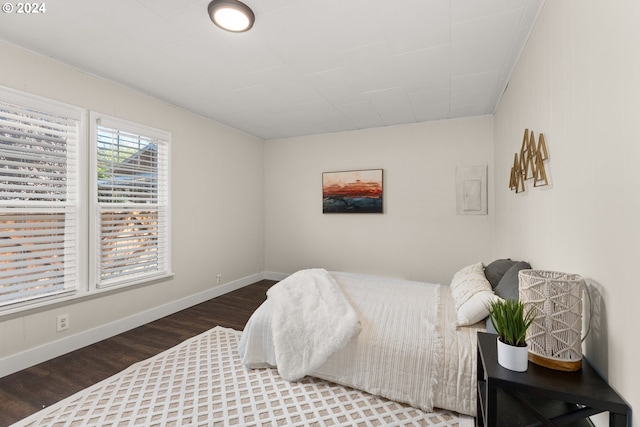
90;114;171;288
0;87;84;307
0;86;172;311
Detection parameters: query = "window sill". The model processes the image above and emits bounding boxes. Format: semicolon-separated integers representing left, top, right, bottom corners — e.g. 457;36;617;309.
0;272;175;320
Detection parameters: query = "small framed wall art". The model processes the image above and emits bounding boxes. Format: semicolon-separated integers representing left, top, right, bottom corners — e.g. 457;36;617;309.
322;169;383;213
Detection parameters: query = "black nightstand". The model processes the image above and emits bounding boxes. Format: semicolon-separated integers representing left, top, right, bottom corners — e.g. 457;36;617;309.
476;332;630;427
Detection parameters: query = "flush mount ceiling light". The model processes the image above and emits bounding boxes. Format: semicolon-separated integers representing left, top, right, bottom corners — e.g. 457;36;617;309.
208;0;255;32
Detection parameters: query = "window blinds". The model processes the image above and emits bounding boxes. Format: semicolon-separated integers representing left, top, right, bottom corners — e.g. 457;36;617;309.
94;116;170;287
0;92;81;306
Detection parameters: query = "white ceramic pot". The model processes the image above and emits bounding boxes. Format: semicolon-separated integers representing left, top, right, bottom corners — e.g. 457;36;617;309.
496;337;529;372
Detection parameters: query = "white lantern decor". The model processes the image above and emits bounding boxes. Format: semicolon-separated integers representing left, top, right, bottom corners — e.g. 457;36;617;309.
518;270;587;372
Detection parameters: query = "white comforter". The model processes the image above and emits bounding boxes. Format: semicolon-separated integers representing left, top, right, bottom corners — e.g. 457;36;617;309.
238;271;483;416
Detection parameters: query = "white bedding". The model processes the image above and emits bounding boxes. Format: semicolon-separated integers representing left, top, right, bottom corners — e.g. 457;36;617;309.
266;268;361;381
238;271;484;417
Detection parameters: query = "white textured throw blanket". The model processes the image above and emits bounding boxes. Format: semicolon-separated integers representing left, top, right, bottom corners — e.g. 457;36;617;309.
266;268;361;381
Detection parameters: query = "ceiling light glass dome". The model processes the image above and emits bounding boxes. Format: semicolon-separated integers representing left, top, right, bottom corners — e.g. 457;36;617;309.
208;0;255;32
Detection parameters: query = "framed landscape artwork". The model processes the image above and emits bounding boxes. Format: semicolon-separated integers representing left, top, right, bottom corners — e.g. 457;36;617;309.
322;169;383;213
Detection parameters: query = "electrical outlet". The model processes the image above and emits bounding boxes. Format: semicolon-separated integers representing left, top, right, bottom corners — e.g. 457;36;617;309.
216;274;222;284
56;314;69;332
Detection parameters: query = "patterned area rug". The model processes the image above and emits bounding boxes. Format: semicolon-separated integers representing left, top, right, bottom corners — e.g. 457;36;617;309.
12;326;473;427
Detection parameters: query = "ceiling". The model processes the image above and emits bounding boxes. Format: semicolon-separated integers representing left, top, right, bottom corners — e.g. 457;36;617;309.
0;0;543;140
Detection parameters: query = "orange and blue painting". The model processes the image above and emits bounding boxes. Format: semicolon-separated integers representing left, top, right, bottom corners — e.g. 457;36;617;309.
322;169;383;213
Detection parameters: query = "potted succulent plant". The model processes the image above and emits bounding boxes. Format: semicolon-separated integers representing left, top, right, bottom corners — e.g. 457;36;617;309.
487;299;536;372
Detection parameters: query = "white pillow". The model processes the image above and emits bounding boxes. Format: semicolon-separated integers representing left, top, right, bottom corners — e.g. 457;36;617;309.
450;262;489;308
456;290;502;326
450;262;500;326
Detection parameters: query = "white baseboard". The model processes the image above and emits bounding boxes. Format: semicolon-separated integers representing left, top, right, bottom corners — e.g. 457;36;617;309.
0;272;265;378
263;271;288;281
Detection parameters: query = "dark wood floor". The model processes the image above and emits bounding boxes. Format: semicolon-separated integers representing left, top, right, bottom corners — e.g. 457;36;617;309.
0;279;275;427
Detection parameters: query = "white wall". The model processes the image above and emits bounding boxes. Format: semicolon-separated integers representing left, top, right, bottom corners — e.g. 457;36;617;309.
0;40;265;372
494;1;639;423
264;117;494;285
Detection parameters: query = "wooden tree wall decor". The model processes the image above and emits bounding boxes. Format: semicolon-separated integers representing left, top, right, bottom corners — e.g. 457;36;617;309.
509;129;549;192
509;152;525;193
533;133;549;186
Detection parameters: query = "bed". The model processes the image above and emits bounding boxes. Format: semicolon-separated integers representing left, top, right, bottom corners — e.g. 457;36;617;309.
237;261;529;417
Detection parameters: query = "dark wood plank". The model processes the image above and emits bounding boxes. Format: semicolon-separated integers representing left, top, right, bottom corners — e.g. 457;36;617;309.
0;279;275;427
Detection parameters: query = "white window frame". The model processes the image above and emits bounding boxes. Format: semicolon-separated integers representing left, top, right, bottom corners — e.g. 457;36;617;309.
0;86;87;309
0;86;173;314
89;112;172;290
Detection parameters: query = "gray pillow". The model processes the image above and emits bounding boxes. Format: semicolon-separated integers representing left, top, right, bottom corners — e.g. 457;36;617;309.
484;259;517;288
494;261;531;300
